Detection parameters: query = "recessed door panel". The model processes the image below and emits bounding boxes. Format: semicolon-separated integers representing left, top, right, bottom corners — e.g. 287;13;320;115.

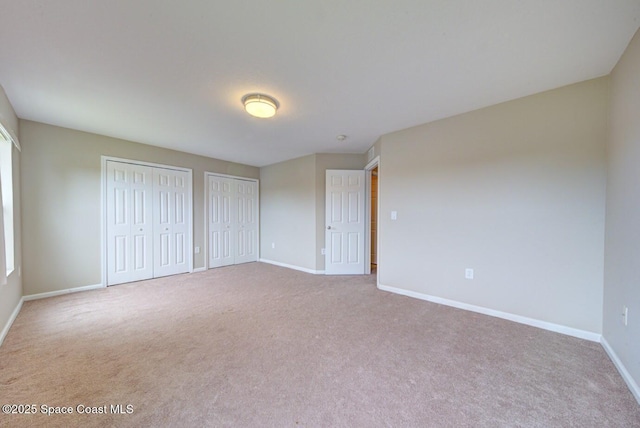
115;235;127;273
160;233;170;266
348;233;360;263
348;192;360;223
133;235;146;270
331;232;342;264
176;233;185;264
175;193;185;224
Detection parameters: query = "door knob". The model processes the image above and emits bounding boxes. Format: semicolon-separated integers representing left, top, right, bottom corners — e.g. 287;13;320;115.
327;226;332;230
139;228;143;232
165;227;169;231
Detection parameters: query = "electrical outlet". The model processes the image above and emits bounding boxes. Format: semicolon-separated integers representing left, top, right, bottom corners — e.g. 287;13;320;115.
194;246;200;254
623;306;628;326
465;268;474;279
271;242;275;249
321;248;326;255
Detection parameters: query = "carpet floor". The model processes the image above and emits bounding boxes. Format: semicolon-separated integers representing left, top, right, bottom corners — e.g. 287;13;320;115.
0;262;638;427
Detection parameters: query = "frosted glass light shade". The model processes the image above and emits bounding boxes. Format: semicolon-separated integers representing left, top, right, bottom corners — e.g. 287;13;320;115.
242;94;278;118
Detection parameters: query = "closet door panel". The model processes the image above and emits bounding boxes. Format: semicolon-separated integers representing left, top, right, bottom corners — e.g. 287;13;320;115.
208;176;235;268
154;168;191;278
235;180;258;264
106;161;153;285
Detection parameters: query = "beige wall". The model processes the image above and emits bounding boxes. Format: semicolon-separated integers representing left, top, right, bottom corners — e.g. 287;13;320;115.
20;120;258;295
260;153;364;272
0;85;22;337
378;77;608;333
260;154;317;271
604;29;640;392
365;137;382;166
314;153;365;270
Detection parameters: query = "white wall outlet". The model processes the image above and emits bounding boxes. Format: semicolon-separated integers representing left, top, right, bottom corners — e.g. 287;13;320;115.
271;242;275;249
194;246;200;254
623;306;628;326
321;248;326;255
391;211;398;220
465;268;474;279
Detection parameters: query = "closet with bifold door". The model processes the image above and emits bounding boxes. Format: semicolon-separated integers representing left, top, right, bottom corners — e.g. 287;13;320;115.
105;160;192;286
208;174;258;268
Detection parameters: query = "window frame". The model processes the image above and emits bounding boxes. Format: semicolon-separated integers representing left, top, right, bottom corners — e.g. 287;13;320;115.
0;122;16;278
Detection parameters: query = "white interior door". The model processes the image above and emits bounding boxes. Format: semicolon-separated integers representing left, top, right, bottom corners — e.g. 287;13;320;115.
325;170;366;275
153;168;191;278
106;161;154;285
208;175;234;268
235;180;258;264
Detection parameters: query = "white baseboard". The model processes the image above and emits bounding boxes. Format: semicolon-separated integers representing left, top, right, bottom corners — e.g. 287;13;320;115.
259;259;324;275
192;267;207;273
0;297;23;347
23;283;105;302
377;283;602;343
601;337;640;405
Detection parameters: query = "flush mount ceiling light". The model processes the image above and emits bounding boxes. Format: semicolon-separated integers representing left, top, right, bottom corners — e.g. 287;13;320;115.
242;93;279;118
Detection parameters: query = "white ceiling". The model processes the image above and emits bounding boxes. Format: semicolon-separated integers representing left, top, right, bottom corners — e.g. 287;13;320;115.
1;1;639;167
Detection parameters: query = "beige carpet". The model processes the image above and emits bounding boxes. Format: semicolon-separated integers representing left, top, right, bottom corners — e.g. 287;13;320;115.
0;262;638;427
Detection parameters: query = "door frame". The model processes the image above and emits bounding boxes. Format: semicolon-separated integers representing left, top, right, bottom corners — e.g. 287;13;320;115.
204;172;260;270
101;156;194;287
364;156;380;277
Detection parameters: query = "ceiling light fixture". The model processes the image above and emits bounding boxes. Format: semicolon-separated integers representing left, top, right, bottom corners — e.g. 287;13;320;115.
336;135;347;141
242;93;279;118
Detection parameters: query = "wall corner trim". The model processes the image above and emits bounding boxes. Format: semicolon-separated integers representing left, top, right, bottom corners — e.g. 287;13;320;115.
259;259;324;275
377;283;602;342
0;297;23;347
601;337;640;405
23;283;105;302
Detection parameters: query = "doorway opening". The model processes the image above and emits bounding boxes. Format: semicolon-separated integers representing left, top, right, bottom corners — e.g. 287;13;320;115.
365;156;380;277
370;166;378;274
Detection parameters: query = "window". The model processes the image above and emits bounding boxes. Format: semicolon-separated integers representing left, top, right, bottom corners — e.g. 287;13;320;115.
0;122;15;281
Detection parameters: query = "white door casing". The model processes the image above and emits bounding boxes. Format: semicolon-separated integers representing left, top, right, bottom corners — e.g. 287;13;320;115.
106;161;154;285
325;170;366;275
153;168;191;278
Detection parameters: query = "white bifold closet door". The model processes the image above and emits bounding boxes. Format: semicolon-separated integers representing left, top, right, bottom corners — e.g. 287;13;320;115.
106;162;154;285
208;175;258;268
106;161;191;286
153;168;190;278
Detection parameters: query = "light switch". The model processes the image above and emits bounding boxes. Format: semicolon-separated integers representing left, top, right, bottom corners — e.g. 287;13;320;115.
391;211;397;220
